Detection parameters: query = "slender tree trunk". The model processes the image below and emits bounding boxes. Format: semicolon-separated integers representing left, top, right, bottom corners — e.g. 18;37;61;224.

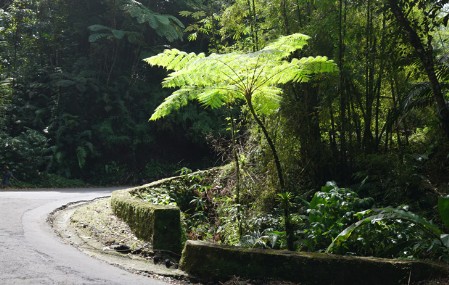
363;0;376;152
229;108;243;239
294;83;324;185
281;0;290;34
246;0;260;51
246;100;285;193
296;0;302;27
245;96;294;250
247;0;257;52
374;12;387;150
338;0;348;176
329;103;338;156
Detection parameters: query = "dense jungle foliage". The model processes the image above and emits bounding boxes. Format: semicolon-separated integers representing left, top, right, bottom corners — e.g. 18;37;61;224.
1;0;449;261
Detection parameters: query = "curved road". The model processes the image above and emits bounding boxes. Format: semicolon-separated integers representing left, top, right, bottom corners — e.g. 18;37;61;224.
0;188;169;285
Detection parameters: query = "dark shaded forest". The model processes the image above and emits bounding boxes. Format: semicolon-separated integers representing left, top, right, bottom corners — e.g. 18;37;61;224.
0;0;223;185
1;0;449;261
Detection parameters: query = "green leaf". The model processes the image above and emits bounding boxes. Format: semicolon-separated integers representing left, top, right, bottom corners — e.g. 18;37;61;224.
197;88;226;108
88;33;110;43
261;33;310;59
111;29;126;40
441;234;449;248
179;11;192;17
55;80;75;87
327;207;442;253
155;14;170;26
88;24;109;32
192;11;206;19
122;0;183;41
149;87;197;120
76;146;87;169
438;196;449;229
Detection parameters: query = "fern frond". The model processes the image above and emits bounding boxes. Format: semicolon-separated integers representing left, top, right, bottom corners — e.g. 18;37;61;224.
145;49;205;71
155;24;182;42
197;88;228;109
88;24;132;42
261;33;311;59
155;14;170;25
179;11;192;17
297;56;338;74
168;15;185;29
402;82;434;112
252;86;282;115
192;11;206;19
149;87;197;120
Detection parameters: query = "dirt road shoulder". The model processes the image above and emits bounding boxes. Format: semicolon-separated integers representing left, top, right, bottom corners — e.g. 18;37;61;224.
48;197;190;284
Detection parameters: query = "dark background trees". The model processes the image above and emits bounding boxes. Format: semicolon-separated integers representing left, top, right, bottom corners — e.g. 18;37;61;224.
0;0;448;214
0;0;223;184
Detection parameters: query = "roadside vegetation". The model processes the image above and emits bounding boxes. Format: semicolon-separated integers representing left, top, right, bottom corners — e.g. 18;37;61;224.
1;0;449;269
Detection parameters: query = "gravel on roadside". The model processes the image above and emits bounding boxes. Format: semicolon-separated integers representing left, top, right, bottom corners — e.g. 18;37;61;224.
50;197;195;285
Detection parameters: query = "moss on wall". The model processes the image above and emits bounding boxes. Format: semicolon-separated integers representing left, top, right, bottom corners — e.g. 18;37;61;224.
110;189;182;254
180;240;449;284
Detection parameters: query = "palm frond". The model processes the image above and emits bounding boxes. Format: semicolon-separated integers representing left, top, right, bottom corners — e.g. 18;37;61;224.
435;54;449;82
402;82;434;112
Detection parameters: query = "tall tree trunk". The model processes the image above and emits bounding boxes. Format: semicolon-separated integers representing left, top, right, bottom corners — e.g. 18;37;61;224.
247;0;257;51
245;0;259;51
388;0;449;139
338;0;348;179
281;0;290;34
374;11;387;150
294;83;325;186
229;107;243;239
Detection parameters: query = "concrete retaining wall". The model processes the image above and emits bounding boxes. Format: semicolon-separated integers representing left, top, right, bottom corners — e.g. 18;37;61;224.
180;240;449;284
111;185;182;254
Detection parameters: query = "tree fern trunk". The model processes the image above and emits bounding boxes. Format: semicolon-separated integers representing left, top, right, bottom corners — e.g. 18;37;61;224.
229;107;243;239
246;97;294;251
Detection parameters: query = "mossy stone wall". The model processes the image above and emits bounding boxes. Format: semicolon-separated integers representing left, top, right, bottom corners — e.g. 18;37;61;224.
180;240;449;284
110;188;182;254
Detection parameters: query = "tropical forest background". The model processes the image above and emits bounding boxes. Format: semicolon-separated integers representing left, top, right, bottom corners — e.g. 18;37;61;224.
1;0;449;260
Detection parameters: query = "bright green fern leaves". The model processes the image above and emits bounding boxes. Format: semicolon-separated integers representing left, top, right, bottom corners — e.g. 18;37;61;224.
145;33;338;120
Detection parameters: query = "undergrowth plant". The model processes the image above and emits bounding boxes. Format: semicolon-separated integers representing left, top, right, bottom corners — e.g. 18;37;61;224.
301;182;374;251
327;197;449;261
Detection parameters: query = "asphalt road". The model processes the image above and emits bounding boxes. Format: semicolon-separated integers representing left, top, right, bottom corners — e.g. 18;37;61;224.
0;187;169;285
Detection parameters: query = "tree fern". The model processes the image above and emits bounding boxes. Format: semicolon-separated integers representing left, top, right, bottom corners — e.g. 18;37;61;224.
145;33;337;120
146;33;337;250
